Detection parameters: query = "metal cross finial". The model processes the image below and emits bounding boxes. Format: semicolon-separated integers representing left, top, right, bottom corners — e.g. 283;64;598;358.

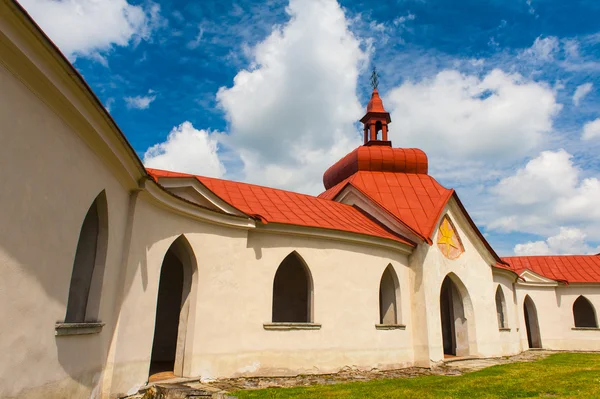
370;67;379;90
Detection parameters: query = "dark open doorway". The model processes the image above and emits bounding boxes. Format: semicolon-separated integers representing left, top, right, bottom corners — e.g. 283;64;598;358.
149;236;195;380
524;296;542;348
440;275;472;357
440;278;455;355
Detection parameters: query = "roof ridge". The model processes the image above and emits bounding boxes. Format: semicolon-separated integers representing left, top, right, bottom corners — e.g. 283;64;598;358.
149;167;348;203
503;254;600;259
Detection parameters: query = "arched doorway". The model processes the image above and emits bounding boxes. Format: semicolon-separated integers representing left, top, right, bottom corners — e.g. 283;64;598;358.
440;274;473;357
149;236;197;379
524;295;542;348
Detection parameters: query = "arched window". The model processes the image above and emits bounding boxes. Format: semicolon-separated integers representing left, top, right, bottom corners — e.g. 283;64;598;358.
379;265;400;324
272;252;313;323
495;286;507;328
375;121;383;139
573;296;598;328
65;191;108;323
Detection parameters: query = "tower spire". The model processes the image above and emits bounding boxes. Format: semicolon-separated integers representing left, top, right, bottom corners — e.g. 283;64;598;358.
360;69;391;146
370;67;379;90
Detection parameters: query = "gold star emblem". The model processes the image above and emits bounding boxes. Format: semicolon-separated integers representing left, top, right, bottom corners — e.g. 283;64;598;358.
437;217;463;259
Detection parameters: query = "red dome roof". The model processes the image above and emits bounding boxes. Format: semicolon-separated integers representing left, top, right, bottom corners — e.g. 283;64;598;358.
323;146;428;190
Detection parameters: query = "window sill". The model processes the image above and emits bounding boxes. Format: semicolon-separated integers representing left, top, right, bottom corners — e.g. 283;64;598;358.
375;324;406;330
499;327;511;332
572;327;600;331
263;322;321;331
55;322;104;336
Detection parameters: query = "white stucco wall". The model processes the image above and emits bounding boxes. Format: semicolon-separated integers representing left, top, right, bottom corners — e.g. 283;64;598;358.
492;273;522;355
0;58;132;398
554;286;600;350
515;284;600;351
106;197;415;396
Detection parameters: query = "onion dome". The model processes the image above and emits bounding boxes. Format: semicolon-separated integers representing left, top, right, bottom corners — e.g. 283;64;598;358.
323;147;428;190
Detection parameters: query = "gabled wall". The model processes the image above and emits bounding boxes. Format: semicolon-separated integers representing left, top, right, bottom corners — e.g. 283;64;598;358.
409;198;522;365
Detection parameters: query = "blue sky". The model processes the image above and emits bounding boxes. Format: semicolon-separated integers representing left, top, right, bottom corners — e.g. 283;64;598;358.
20;0;600;256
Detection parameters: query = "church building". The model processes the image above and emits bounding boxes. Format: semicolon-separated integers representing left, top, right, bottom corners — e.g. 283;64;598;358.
1;2;599;398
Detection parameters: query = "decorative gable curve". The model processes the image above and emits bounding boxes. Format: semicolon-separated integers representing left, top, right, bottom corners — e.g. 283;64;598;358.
437;215;464;260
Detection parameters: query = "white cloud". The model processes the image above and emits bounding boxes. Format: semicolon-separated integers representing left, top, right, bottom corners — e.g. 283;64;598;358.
487;150;600;238
143;122;225;178
514;227;599;255
187;26;204;50
215;0;367;194
573;83;593;106
19;0;164;63
393;13;416;27
526;0;537;16
514;240;552;256
522;36;559;61
385;69;561;164
582;118;600;140
104;97;115;112
124;90;156;110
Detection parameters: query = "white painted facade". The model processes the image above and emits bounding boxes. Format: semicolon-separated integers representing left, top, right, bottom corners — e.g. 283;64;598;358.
1;3;599;398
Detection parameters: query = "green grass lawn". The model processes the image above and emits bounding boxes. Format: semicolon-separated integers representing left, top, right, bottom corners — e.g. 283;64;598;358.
233;353;600;399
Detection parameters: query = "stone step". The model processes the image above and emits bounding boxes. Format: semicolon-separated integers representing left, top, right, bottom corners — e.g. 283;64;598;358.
126;384;237;399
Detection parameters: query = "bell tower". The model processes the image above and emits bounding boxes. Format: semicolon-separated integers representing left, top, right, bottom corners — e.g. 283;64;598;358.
360;68;392;146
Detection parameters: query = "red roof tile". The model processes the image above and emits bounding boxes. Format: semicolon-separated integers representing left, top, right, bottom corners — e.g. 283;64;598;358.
319;171;453;242
501;255;600;283
147;168;414;246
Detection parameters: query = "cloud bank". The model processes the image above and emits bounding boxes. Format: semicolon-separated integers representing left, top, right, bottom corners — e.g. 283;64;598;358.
19;0;164;63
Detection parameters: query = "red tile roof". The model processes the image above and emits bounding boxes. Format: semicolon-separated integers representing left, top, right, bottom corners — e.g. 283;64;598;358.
502;256;600;284
319;171;453;243
147;168;414;246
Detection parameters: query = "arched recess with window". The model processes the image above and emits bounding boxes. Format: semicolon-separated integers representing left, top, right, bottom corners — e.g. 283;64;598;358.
272;251;313;323
573;296;598;328
149;235;198;378
379;265;401;325
64;190;109;323
495;285;508;329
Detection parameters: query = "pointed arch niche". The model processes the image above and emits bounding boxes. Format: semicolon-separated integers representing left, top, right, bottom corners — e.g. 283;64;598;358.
495;286;508;329
264;252;320;330
149;235;198;379
573;296;598;328
376;265;405;330
56;191;108;336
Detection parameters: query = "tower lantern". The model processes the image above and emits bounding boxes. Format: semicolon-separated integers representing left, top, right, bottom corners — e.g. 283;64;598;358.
360;68;392;146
